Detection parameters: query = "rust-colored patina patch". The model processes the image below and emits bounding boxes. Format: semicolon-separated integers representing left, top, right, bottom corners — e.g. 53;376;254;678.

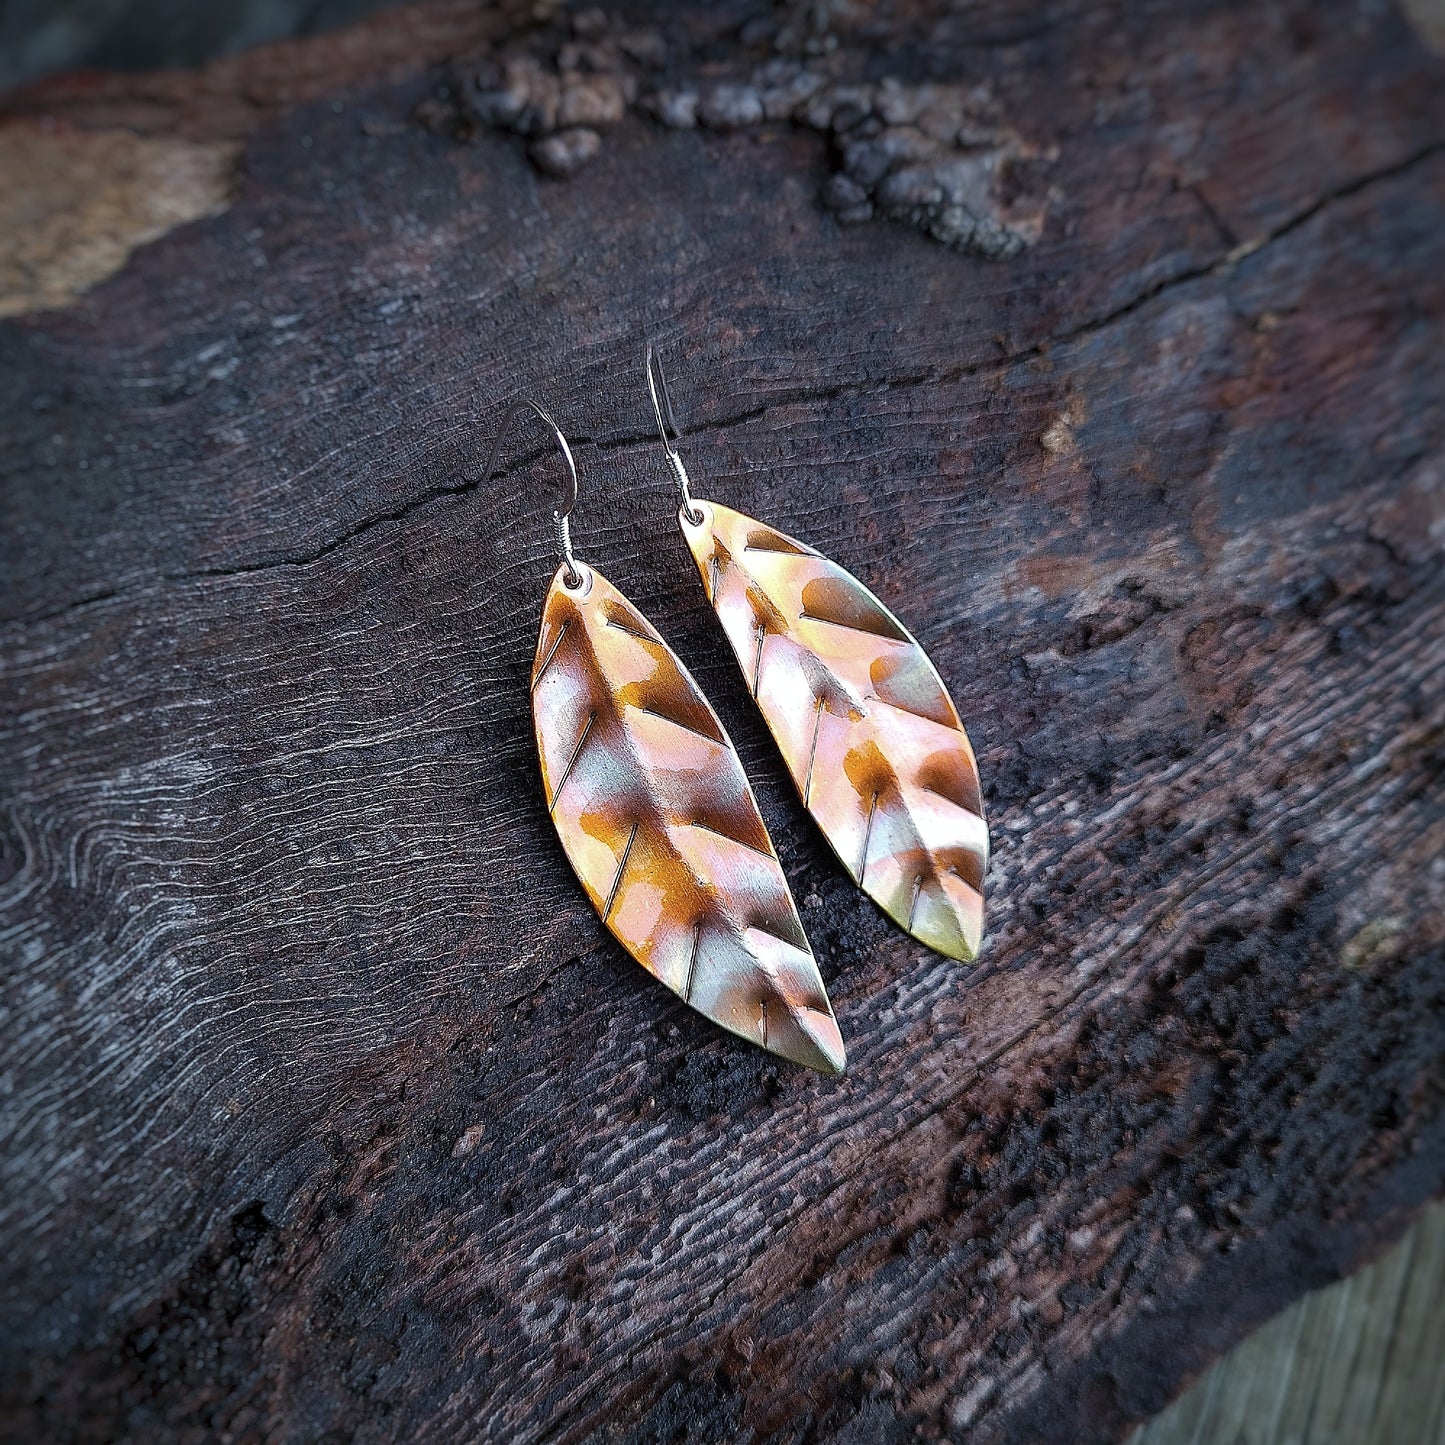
531;561;845;1074
681;503;989;962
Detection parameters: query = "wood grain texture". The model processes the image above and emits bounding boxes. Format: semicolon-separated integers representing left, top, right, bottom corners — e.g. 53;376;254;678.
0;2;1443;1442
1130;1199;1445;1445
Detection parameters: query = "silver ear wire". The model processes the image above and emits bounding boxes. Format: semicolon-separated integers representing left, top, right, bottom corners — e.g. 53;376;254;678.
481;398;584;588
645;343;703;525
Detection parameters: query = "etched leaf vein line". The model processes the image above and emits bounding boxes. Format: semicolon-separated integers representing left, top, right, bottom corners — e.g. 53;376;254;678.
634;706;721;745
604;822;640;921
858;789;879;885
605;615;657;644
798;610;908;641
686;819;775;859
752;921;808;952
549;712;596;813
802;694;825;807
532;619;570;691
684;920;702;1003
868;690;960;732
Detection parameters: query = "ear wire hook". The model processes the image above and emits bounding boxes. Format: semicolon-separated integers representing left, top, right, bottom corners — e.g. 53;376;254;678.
480;398;583;588
645;343;703;525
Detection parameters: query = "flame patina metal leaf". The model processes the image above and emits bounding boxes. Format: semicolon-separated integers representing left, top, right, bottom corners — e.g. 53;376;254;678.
531;561;846;1074
679;501;989;963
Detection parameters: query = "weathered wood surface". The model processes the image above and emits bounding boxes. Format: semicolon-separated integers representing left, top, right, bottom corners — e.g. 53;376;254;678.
1131;1197;1445;1445
1;2;1443;1441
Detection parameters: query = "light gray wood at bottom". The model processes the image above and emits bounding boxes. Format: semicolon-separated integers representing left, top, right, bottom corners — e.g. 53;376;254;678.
1130;1199;1445;1445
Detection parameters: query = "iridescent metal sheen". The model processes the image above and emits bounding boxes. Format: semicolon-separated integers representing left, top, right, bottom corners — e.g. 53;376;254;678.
680;501;989;962
531;561;846;1074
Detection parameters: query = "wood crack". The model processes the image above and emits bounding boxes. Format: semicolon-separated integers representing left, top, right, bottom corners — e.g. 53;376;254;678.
14;138;1444;630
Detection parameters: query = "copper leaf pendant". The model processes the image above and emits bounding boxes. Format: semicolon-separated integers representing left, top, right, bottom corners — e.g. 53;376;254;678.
531;561;846;1074
680;502;989;963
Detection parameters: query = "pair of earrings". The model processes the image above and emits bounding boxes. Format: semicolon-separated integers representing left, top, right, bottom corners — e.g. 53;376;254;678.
492;349;989;1075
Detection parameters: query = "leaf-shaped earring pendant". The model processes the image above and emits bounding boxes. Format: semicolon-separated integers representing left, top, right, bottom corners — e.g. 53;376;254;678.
645;350;989;963
486;401;845;1074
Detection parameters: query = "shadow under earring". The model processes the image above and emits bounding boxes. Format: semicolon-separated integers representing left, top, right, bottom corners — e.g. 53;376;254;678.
643;349;989;964
484;400;845;1074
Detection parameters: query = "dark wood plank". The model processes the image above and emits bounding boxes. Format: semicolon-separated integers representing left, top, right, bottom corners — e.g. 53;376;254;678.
1;2;1443;1442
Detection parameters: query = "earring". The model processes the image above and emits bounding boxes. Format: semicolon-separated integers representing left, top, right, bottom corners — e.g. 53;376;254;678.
484;400;846;1074
643;349;989;964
